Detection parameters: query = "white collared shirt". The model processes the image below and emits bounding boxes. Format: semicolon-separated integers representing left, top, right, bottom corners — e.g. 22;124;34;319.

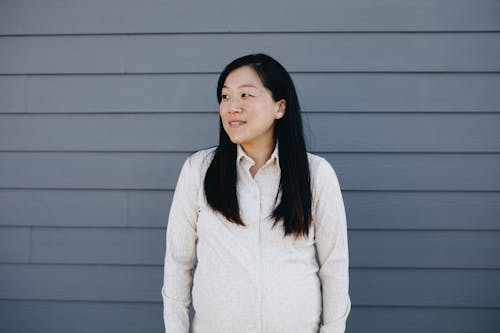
162;142;351;332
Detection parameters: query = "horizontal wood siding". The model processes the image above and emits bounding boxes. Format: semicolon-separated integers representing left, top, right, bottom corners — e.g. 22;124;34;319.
0;1;499;332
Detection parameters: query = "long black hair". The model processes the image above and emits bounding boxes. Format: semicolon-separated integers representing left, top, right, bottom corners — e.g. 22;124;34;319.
204;53;311;238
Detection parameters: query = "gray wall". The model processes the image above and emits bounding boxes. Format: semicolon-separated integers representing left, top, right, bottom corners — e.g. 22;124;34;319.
1;0;500;332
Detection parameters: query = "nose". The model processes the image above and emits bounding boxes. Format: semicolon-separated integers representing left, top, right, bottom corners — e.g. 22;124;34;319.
229;97;242;112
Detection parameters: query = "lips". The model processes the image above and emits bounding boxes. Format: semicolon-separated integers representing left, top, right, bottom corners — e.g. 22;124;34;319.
228;120;247;128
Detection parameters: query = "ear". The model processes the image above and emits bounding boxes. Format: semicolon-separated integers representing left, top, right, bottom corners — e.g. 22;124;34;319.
275;99;286;119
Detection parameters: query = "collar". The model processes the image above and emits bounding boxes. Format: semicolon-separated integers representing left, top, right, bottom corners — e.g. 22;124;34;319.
237;141;280;167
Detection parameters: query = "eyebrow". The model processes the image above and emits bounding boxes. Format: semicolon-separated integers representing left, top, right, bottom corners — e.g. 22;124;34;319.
222;84;258;89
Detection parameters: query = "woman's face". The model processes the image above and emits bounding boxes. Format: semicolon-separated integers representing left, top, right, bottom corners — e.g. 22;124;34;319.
219;65;285;149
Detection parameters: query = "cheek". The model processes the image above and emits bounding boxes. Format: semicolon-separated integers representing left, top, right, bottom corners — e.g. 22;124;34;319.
254;104;278;123
219;105;228;119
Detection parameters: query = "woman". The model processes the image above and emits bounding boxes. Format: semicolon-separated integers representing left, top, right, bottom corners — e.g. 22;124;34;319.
162;53;351;332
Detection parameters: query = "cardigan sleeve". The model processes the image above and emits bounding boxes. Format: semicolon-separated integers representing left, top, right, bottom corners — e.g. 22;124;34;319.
161;155;199;332
313;158;351;333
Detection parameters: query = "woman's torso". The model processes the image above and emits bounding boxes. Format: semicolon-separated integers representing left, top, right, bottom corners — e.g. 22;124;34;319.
189;147;323;333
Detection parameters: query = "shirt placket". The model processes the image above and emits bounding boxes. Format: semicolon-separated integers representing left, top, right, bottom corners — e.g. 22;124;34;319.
242;157;278;333
239;157;262;332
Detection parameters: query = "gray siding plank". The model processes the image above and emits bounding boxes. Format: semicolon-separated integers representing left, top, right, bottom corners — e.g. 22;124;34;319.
0;300;162;333
2;33;500;74
0;152;188;189
351;268;500;307
349;230;500;269
0;264;162;302
296;73;500;113
1;264;499;307
0;189;128;227
1;0;499;34
308;113;500;152
1;152;499;190
0;189;171;228
0;74;212;113
0;76;26;112
31;228;165;265
126;190;172;228
1;190;500;230
348;307;500;333
322;153;500;191
0;227;30;263
28;228;500;269
346;191;500;230
0;113;221;151
2;74;500;114
2;113;500;152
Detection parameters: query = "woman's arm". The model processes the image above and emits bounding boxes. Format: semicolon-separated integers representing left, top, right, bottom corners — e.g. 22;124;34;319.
161;155;199;332
313;158;351;333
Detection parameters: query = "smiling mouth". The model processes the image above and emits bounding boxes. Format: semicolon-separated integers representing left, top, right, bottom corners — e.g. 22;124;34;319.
229;121;246;128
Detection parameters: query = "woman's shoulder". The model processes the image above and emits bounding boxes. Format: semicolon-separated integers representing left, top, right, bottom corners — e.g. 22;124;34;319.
307;151;330;172
185;146;217;170
306;151;340;186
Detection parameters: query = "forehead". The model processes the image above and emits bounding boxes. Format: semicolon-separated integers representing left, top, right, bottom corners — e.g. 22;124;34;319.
223;65;263;89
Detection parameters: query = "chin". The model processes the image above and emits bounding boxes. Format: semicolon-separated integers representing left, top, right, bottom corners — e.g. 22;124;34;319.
225;132;245;145
228;137;244;145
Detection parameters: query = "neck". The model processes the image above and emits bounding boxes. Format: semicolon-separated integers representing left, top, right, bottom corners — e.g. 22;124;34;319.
241;139;276;167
